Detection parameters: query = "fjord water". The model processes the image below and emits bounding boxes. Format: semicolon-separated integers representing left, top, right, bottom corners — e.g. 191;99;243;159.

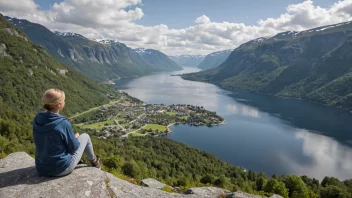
114;68;352;180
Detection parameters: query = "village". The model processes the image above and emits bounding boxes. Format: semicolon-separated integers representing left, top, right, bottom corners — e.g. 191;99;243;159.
71;92;224;139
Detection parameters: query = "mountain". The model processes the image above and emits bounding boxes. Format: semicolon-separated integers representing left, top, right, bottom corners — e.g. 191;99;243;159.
0;13;117;156
198;50;233;70
5;16;157;82
135;48;182;71
183;21;352;111
169;55;205;67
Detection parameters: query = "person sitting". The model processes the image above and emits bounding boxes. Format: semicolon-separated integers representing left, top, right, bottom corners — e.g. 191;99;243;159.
33;88;100;176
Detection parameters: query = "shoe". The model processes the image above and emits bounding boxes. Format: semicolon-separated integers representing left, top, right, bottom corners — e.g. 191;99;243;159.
91;156;101;169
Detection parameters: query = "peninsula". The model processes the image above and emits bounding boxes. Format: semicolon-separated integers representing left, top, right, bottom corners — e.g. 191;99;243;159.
70;92;224;138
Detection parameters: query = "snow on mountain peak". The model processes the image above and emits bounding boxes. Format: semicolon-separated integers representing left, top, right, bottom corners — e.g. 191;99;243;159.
135;48;152;54
91;39;121;44
172;54;205;58
54;31;87;39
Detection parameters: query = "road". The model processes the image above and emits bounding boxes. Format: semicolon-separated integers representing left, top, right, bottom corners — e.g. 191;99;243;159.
121;124;147;138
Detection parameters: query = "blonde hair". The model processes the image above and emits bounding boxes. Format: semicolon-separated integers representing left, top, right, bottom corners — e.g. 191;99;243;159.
42;89;65;111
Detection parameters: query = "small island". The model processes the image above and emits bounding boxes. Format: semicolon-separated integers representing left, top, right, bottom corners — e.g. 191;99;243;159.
70;92;224;138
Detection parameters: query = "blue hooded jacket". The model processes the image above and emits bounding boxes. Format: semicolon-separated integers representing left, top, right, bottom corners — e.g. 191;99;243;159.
33;112;80;176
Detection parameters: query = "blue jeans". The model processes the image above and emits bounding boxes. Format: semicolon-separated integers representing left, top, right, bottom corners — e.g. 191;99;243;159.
56;133;96;176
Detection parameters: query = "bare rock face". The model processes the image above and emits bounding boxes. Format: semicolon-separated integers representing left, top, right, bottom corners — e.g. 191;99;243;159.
0;153;226;197
141;178;167;189
5;28;27;41
185;187;230;197
227;191;262;198
0;43;9;56
0;152;282;198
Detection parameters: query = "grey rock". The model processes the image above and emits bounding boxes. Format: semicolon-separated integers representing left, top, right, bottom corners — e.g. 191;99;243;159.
226;191;283;198
185;187;230;197
5;28;27;41
0;43;9;56
226;191;262;198
0;152;235;198
0;152;271;198
269;195;283;198
141;178;167;189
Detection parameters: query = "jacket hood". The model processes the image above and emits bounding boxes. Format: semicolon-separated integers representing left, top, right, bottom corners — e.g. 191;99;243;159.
33;112;66;132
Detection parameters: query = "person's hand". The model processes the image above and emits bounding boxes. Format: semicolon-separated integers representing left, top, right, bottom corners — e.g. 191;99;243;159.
75;133;80;138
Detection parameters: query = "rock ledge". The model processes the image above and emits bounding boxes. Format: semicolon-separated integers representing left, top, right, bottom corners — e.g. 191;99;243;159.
0;152;281;198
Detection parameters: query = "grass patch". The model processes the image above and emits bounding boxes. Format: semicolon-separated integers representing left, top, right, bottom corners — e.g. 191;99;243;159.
75;123;85;127
117;118;126;121
121;123;130;128
161;186;174;193
110;170;139;185
82;120;115;129
166;111;178;115
143;124;167;131
179;116;189;121
129;130;146;137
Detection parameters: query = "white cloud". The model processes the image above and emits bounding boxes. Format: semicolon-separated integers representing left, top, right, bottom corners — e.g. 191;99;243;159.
0;0;37;14
1;0;352;55
51;0;144;28
279;129;352;180
195;15;211;24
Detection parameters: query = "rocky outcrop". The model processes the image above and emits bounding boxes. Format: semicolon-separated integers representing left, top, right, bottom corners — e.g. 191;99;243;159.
1;152;279;198
141;178;167;189
5;16;156;82
5;28;27;41
0;43;9;56
198;50;232;70
185;187;230;197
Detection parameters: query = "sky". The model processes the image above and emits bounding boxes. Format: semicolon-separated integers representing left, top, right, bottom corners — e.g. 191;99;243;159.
0;0;351;55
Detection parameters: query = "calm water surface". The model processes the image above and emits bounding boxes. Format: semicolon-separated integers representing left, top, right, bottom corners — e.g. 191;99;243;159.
114;67;352;180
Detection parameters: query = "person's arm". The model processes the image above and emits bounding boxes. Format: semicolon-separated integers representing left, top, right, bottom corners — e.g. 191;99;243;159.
64;121;80;154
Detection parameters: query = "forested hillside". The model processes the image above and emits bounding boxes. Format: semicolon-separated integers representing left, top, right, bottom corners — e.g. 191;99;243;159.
6;16;157;82
0;14;116;156
198;50;232;70
169;55;205;67
183;21;352;111
135;48;182;71
1;13;352;198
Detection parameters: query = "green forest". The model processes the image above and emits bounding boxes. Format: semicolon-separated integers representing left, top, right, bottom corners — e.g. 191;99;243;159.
1;13;352;198
182;23;352;112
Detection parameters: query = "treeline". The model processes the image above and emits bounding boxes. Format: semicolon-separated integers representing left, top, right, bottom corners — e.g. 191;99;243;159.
87;135;352;198
1;13;352;198
0;13;115;157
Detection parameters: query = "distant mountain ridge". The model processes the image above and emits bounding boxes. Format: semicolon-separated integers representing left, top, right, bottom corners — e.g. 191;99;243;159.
169;54;205;67
183;20;352;111
0;13;115;154
135;48;182;72
198;49;233;70
5;16;173;82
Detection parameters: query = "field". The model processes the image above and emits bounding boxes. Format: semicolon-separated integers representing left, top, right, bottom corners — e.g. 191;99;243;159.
129;129;147;137
81;120;115;129
143;124;167;131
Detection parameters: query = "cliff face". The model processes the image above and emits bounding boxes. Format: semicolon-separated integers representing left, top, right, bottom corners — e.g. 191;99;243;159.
169;55;205;67
183;21;352;111
5;16;156;82
0;152;281;198
198;50;232;70
135;48;183;71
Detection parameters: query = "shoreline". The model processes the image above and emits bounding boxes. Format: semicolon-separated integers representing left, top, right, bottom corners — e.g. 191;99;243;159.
162;120;226;136
181;76;352;114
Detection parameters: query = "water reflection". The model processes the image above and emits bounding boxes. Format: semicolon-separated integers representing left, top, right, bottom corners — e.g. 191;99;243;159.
114;68;352;180
116;68;223;110
226;104;260;118
280;129;352;180
228;91;352;144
